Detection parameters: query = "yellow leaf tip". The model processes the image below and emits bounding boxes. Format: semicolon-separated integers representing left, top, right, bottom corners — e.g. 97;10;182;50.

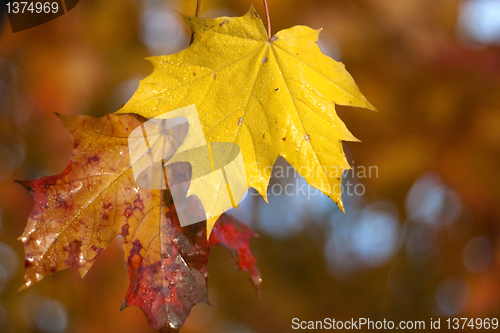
336;197;346;214
347;136;361;143
247;4;259;16
367;102;378;112
206;215;221;240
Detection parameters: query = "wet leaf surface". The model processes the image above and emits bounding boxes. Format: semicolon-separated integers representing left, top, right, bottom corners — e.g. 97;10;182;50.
118;6;375;223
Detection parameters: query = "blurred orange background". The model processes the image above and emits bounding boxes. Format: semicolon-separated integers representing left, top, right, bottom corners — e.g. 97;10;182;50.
1;0;500;332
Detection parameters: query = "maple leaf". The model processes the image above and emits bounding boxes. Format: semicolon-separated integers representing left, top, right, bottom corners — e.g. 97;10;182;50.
117;6;376;220
18;113;260;332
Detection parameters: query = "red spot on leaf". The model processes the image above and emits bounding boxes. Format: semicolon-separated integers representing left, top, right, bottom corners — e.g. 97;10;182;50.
127;240;143;277
121;224;130;238
125;206;134;218
64;240;83;268
55;194;67;209
91;245;104;255
130;239;142;258
88;155;99;164
134;198;144;211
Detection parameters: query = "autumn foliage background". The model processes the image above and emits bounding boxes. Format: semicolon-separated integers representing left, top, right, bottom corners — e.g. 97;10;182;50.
1;0;500;332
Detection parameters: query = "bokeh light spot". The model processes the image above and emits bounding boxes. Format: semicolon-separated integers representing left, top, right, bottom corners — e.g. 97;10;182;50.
436;277;469;316
325;201;400;276
463;236;493;273
405;172;462;227
0;242;19;281
458;0;500;45
34;298;68;333
140;1;188;55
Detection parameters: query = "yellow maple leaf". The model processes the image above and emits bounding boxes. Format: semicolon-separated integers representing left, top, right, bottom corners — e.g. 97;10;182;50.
117;6;375;234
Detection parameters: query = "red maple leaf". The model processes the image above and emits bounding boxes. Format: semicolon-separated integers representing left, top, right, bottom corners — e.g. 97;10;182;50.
18;113;260;332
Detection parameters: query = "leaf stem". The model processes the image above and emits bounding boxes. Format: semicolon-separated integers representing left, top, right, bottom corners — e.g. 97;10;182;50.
189;0;202;45
195;0;201;17
263;0;271;40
